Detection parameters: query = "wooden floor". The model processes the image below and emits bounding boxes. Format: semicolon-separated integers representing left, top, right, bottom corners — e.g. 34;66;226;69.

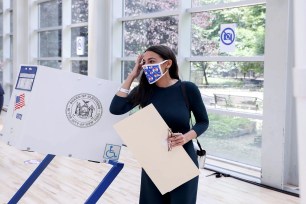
0;116;300;204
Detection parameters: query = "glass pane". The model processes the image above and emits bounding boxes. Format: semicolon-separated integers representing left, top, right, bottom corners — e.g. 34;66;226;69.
0;71;3;85
71;0;88;23
71;27;88;57
39;0;62;28
0;36;3;58
39;30;62;57
191;61;264;113
124;0;179;17
39;60;62;69
10;36;13;58
191;5;266;57
124;16;179;57
198;113;262;167
0;15;2;34
192;0;245;7
71;61;88;75
10;11;12;33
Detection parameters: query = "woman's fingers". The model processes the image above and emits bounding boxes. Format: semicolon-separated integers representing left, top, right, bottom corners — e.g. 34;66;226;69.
168;133;186;148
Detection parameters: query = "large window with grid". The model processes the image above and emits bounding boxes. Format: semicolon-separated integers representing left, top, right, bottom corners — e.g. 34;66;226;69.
36;0;88;75
71;0;88;75
116;0;266;175
0;0;13;96
37;0;62;69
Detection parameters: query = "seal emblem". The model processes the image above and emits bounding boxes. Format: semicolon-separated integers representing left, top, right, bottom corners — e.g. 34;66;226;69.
66;93;102;128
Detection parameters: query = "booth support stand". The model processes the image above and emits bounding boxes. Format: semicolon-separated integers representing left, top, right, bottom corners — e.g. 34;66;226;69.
8;154;124;204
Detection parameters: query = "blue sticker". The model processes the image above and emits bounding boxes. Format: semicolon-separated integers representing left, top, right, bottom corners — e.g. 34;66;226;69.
15;66;38;92
221;27;235;45
103;144;121;161
16;113;23;120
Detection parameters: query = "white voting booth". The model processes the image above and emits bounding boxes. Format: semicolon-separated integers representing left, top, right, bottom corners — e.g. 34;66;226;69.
1;65;127;163
1;65;129;203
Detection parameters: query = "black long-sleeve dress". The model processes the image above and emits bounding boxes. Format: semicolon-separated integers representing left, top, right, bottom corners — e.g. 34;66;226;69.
110;80;209;204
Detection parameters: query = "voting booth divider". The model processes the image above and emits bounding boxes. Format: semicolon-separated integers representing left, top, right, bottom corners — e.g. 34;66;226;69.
0;65;128;203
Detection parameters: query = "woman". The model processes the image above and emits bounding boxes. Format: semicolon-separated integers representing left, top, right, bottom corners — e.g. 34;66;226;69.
110;45;209;204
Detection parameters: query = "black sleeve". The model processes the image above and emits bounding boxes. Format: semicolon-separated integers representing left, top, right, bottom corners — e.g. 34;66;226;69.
185;82;209;136
109;86;138;115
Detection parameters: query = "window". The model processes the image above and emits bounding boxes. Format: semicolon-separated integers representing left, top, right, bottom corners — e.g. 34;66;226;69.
71;26;88;57
191;5;265;57
71;0;88;75
38;0;62;69
124;0;179;16
190;4;265;168
117;0;266;174
122;1;179;83
192;0;247;7
0;0;14;93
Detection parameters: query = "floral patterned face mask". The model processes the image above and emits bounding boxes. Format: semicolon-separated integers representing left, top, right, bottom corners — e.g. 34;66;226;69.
142;60;168;84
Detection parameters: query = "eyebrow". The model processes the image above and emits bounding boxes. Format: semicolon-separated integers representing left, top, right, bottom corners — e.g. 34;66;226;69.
145;57;157;62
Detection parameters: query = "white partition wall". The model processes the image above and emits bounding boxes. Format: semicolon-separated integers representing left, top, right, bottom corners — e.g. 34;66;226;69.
1;65;127;163
293;0;306;202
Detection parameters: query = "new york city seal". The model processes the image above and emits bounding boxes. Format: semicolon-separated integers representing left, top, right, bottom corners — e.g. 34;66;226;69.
66;93;102;128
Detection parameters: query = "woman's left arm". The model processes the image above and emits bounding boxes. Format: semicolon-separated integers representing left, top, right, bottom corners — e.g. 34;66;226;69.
168;82;209;148
188;82;209;136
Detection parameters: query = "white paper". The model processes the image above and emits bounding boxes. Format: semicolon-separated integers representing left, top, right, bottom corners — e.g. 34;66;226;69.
113;104;199;194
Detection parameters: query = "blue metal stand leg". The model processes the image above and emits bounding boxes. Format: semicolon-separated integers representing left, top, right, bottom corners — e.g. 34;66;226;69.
85;160;124;204
8;154;55;204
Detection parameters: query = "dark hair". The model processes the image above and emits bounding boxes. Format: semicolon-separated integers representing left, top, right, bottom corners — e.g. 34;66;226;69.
131;45;179;107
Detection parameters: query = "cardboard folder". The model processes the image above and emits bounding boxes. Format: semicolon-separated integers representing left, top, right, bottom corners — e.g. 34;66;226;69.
113;104;199;194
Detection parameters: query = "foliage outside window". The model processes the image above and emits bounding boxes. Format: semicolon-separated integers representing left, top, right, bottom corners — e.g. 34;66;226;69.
38;60;62;69
72;0;88;23
124;16;179;56
38;0;62;69
39;0;62;28
39;30;62;58
124;0;179;17
191;5;265;57
72;61;88;75
191;61;264;113
121;1;265;169
190;5;266;112
192;0;245;7
198;113;262;167
71;0;88;75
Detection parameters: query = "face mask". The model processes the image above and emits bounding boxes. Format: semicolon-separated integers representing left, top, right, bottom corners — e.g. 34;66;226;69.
142;60;168;84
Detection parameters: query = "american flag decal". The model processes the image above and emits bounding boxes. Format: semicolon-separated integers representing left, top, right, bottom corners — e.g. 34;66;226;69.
15;93;25;110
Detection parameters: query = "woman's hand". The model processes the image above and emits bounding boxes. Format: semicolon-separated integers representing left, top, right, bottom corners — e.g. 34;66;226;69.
129;54;144;80
116;54;144;97
168;132;188;149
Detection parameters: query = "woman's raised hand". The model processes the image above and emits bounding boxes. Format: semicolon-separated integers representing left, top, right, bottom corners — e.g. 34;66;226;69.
129;54;144;79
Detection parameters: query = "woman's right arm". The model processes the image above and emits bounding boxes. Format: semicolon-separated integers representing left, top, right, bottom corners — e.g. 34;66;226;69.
109;55;143;115
116;54;143;97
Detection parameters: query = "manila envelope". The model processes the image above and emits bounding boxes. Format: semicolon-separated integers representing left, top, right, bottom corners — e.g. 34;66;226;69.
113;104;199;194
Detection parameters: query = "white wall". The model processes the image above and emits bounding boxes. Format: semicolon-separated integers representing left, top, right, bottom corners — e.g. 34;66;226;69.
261;0;298;190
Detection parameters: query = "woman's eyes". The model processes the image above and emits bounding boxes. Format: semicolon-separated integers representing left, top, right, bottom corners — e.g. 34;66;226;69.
143;60;157;64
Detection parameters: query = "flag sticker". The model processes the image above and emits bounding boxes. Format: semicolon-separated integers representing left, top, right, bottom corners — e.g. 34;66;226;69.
15;93;25;110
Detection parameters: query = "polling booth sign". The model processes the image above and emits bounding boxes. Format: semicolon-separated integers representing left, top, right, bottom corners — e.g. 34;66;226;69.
0;65;127;163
